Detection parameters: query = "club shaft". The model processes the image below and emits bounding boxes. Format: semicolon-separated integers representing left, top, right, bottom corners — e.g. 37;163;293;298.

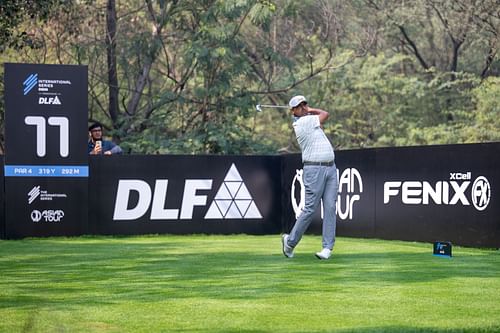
258;104;288;109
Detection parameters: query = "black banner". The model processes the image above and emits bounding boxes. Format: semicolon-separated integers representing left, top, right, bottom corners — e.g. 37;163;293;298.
4;63;88;238
88;155;282;235
0;136;498;246
280;144;499;247
0;156;4;239
375;143;499;247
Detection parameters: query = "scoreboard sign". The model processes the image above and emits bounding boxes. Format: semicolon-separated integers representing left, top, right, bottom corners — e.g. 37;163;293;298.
4;63;88;238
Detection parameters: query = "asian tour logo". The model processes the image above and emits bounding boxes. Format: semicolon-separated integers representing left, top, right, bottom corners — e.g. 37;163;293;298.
23;73;38;95
31;209;65;222
291;167;363;220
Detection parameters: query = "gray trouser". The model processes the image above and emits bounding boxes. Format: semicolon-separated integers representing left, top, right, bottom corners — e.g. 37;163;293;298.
288;164;338;250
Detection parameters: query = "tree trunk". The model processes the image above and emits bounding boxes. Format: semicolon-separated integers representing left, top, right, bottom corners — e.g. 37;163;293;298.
398;25;429;70
450;39;463;80
126;61;153;116
481;47;496;79
106;0;119;126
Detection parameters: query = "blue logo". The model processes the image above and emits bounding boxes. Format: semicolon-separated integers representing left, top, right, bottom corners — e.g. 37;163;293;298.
23;73;38;95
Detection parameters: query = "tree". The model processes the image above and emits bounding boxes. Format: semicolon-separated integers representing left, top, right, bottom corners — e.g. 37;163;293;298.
1;0;63;50
363;0;499;77
0;0;84;153
0;0;497;154
90;0;364;154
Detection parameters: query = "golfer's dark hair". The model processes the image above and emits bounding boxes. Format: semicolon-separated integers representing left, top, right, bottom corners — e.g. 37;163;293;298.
88;122;102;132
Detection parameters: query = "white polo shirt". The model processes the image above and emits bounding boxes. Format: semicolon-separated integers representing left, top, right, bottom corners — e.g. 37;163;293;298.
293;115;335;163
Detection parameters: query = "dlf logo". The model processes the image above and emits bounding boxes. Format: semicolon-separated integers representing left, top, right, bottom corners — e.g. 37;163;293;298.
39;96;61;105
113;164;262;221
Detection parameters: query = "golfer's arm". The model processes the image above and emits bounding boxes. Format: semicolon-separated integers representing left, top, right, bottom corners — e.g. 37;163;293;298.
308;108;329;124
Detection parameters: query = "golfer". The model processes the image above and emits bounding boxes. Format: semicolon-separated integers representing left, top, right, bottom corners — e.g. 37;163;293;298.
282;95;339;260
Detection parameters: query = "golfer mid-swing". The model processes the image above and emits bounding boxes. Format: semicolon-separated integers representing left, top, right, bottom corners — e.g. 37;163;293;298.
282;95;339;260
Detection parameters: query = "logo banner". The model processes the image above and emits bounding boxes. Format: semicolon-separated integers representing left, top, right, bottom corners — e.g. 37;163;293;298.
0;156;4;239
88;155;282;235
375;143;499;247
4;63;88;238
282;144;498;247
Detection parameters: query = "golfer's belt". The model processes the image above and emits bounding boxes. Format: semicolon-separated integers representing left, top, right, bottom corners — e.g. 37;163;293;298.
303;161;334;166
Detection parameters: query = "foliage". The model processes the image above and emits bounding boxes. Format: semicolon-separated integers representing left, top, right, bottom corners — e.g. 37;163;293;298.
0;0;498;154
1;0;59;50
460;76;500;143
301;53;492;149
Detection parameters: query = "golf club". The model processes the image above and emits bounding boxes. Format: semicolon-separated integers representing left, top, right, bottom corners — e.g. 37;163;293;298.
255;104;289;112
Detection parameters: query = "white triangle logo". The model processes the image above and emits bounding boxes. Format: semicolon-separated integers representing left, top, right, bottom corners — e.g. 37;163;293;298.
205;163;263;219
225;164;243;181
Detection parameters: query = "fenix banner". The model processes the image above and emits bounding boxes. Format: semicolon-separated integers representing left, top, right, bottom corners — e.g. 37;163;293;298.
283;144;498;247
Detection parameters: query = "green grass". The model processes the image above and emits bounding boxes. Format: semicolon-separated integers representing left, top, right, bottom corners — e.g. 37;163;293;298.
0;235;499;333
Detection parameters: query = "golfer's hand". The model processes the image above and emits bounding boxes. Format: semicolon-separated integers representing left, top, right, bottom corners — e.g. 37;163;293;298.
306;106;320;115
304;107;329;123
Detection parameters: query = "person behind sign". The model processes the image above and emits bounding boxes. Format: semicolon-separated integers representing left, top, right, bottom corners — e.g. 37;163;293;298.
88;122;123;155
282;95;339;260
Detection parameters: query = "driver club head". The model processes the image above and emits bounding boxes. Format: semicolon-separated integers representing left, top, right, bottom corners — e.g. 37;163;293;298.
255;104;262;112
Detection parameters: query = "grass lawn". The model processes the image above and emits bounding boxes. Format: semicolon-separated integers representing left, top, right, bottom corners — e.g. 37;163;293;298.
0;235;499;332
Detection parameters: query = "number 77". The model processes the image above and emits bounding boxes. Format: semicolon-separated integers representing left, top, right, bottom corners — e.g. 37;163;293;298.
24;116;69;157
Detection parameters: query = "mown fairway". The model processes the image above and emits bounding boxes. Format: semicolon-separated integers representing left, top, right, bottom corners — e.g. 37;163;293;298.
1;235;499;332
